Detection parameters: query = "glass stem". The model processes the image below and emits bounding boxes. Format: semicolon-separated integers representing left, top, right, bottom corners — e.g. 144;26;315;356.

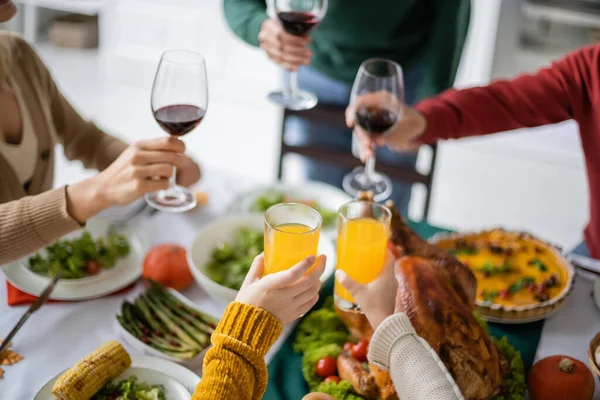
287;70;299;96
365;156;376;184
169;165;177;189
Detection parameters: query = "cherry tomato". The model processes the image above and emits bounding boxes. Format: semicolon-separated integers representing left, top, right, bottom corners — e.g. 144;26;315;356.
351;340;369;362
315;356;337;378
342;342;353;352
324;376;340;384
85;261;100;275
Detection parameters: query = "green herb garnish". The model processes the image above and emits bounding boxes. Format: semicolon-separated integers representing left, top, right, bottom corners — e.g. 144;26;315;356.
528;258;547;272
508;277;536;294
481;290;500;302
477;261;513;277
449;247;477;255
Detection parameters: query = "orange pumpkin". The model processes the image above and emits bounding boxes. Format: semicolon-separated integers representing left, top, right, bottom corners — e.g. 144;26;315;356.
143;244;193;291
528;355;595;400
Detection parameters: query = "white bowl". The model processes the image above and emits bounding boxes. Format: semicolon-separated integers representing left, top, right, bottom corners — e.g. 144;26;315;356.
188;215;336;305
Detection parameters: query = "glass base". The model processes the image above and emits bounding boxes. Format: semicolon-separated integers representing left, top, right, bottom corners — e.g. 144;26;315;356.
268;89;318;111
145;186;197;213
342;167;393;202
334;295;363;313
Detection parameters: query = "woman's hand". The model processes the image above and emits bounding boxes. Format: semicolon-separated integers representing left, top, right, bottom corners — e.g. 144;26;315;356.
335;250;398;330
236;254;326;324
176;154;201;187
66;137;199;223
258;18;312;71
345;96;427;162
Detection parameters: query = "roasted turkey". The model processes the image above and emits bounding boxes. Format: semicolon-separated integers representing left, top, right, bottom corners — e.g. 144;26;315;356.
335;193;507;400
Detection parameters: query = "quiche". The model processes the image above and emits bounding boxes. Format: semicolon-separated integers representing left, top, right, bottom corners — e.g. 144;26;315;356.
432;229;575;323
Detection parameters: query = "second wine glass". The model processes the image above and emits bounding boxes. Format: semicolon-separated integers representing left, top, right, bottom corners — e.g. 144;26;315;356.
145;50;208;213
342;58;404;202
267;0;327;111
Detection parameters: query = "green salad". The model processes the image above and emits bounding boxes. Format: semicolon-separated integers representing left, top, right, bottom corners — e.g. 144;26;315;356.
294;298;526;400
91;375;165;400
205;227;263;290
251;190;338;227
28;231;130;279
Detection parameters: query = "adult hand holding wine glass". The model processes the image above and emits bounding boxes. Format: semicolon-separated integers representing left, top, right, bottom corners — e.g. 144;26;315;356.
266;0;327;110
146;49;208;212
347;99;427;160
342;59;405;202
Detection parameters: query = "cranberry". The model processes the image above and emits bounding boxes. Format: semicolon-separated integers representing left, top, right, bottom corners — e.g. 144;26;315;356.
499;289;510;300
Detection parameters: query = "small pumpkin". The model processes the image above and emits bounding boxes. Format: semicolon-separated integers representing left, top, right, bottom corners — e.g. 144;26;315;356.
143;244;193;291
528;355;595;400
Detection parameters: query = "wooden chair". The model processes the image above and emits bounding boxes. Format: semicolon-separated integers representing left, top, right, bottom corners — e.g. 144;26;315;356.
277;105;438;221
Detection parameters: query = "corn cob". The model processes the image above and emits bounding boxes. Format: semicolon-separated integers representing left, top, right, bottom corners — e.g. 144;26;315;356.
52;340;131;400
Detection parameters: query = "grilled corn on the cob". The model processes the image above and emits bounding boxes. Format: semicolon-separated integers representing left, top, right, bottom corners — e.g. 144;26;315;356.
52;340;131;400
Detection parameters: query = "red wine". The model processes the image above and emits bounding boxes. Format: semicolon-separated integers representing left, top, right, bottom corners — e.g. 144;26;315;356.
355;106;398;135
277;11;321;36
153;104;205;136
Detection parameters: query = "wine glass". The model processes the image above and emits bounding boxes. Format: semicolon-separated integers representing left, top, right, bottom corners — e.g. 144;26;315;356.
145;50;208;213
342;58;404;201
267;0;327;110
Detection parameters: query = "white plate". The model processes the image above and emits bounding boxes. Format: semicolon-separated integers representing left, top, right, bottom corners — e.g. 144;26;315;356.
2;217;148;300
34;354;200;399
228;181;353;235
116;288;216;369
188;215;337;304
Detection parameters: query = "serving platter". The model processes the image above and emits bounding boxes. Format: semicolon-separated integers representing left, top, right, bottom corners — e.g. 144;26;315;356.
3;217;148;301
34;355;200;399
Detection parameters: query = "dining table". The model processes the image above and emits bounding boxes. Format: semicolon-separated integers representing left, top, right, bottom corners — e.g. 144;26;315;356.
1;168;599;400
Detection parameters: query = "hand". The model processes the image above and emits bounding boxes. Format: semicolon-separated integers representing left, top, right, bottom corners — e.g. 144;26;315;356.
345;93;427;162
258;18;312;71
176;155;201;187
66;137;189;223
236;254;326;324
302;393;336;400
335;250;397;330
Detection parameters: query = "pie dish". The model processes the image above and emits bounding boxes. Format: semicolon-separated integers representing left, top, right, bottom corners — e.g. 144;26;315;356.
431;229;575;323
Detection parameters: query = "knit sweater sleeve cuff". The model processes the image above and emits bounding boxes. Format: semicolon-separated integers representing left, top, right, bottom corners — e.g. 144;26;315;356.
415;98;453;144
246;13;269;47
368;313;417;371
214;302;283;358
25;186;83;243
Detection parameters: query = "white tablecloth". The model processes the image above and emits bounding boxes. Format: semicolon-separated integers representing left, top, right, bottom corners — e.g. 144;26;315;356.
1;170;599;399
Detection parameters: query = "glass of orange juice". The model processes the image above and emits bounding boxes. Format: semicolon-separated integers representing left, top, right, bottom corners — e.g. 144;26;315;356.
264;203;322;275
335;201;391;312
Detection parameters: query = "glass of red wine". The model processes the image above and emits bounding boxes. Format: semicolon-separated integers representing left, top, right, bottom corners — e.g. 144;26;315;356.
342;58;404;201
145;50;208;213
267;0;327;110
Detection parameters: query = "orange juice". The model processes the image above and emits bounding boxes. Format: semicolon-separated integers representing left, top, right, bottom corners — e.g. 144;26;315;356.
335;218;389;304
264;223;321;275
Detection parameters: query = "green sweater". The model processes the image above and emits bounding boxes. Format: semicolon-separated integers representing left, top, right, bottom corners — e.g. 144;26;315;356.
223;0;470;100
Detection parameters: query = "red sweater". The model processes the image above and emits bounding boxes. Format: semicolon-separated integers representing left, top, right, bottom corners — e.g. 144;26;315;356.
416;44;600;257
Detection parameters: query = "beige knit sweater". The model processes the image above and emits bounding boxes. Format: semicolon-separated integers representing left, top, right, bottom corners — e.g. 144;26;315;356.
368;313;465;400
0;32;128;266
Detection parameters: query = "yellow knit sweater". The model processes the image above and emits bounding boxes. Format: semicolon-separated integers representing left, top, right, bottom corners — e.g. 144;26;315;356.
193;302;282;400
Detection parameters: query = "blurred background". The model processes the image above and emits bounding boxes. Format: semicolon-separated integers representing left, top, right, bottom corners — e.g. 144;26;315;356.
1;0;597;248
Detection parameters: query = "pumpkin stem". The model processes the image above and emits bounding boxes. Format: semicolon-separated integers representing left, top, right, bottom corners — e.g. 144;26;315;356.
558;357;574;373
